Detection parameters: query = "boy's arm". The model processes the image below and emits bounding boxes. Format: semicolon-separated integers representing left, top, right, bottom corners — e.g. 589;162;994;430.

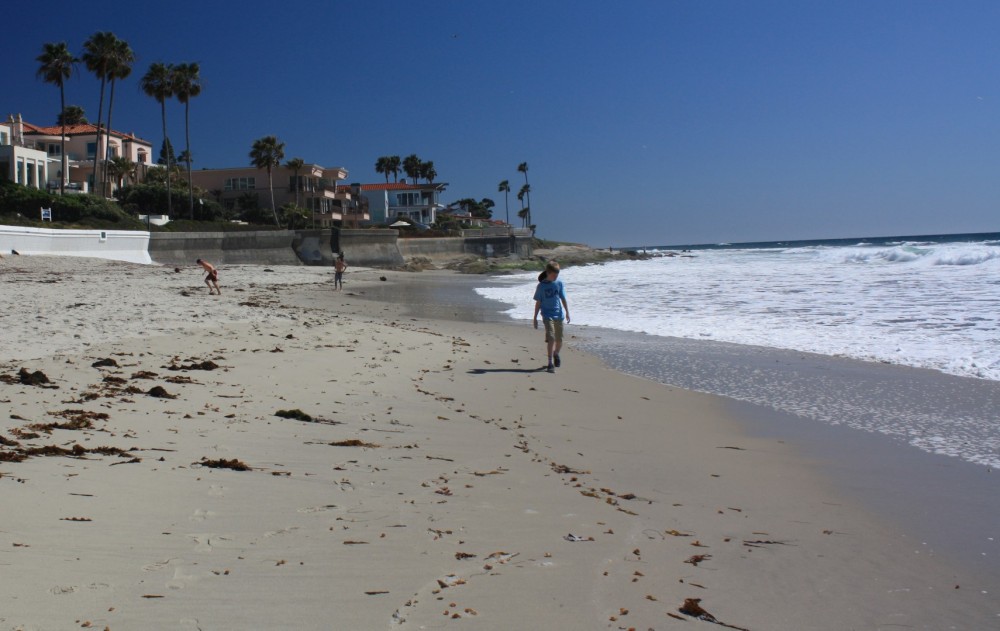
561;297;570;324
533;300;541;328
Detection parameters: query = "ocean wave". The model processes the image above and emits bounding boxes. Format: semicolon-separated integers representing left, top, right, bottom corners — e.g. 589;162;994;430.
831;243;1000;266
932;248;1000;266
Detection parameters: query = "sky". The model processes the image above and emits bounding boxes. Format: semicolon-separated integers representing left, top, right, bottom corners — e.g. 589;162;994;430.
5;0;1000;246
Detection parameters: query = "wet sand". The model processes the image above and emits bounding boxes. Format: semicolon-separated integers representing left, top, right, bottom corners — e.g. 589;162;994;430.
1;256;997;629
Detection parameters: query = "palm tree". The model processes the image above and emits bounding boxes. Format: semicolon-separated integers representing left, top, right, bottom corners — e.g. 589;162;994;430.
375;156;391;183
172;62;201;219
517;208;529;228
57;105;88;125
497;180;510;225
285;158;305;201
518;183;530;227
103;38;134;196
37;42;78;196
105;155;135;193
141;63;175;216
516;188;526;227
402;154;422;184
82;32;118;193
285;157;305;223
387;155;401;183
249;135;285;227
518;162;531;228
420;160;436;183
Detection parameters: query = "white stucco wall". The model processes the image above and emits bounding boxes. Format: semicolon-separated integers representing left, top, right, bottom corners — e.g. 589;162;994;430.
0;225;152;264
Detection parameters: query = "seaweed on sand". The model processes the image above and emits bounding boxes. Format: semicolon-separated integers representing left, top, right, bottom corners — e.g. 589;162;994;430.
275;409;312;421
197;458;251;471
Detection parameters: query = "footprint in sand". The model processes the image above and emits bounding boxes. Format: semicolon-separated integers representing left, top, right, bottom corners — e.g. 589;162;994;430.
167;566;202;590
49;585;78;595
263;526;298;538
188;534;213;552
208;484;226;497
189;508;217;522
142;559;176;572
297;505;338;514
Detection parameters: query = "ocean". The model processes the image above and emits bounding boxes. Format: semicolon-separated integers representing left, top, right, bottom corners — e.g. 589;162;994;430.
474;232;1000;468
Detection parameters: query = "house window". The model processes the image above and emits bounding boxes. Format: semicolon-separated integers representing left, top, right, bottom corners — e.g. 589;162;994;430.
0;131;8;145
47;144;61;156
137;150;147;164
396;192;423;206
224;177;256;191
86;142;97;159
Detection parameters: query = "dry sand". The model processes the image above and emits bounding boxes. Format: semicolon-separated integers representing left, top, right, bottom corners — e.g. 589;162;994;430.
1;255;996;630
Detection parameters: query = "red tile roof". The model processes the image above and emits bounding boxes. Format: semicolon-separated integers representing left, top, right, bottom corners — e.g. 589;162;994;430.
339;182;447;191
20;121;150;143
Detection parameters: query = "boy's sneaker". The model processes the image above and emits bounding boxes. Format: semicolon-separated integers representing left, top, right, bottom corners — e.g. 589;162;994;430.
553;353;561;368
546;363;555;373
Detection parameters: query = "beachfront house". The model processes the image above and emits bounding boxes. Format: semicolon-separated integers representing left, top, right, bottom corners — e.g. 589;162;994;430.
188;164;360;227
0;116;49;191
349;181;448;226
2;114;155;195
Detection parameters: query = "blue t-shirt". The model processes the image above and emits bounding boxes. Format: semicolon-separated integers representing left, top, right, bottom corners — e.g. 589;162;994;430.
534;279;566;320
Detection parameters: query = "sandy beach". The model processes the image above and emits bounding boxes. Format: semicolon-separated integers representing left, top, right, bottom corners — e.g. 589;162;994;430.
1;256;997;630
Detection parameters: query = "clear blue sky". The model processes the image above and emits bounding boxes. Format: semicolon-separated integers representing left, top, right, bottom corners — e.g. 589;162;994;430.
6;0;1000;246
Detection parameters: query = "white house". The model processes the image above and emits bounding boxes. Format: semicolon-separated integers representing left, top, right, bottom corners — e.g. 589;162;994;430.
348;181;448;225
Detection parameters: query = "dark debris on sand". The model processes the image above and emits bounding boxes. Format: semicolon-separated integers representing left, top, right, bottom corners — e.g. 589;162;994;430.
197;457;251;471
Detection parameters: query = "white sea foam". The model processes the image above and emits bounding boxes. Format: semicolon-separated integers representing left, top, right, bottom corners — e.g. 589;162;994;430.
477;238;1000;381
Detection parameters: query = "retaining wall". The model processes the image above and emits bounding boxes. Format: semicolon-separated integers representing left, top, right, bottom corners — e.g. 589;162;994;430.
1;225;533;268
148;230;301;266
336;229;404;267
292;229;335;266
0;225;151;264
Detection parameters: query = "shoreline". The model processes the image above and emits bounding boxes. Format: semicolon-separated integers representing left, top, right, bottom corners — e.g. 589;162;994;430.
340;269;1000;584
2;257;998;629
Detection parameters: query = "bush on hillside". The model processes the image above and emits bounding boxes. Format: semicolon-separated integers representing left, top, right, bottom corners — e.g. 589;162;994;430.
117;184;228;222
0;181;143;228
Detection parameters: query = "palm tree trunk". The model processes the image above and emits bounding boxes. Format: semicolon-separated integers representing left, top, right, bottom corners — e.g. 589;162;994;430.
103;78;117;197
92;76;106;194
268;168;279;227
161;100;171;216
60;86;67;196
523;173;531;231
185;101;193;219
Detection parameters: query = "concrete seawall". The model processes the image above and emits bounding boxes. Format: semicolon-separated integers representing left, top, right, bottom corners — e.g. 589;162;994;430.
2;225;533;267
335;229;405;267
397;234;533;260
148;230;301;266
0;225;151;264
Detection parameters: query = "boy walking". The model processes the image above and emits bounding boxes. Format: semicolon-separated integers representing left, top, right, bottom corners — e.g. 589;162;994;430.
533;261;570;373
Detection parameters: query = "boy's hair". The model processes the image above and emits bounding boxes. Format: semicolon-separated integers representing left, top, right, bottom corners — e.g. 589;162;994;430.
196;258;203;264
544;261;560;274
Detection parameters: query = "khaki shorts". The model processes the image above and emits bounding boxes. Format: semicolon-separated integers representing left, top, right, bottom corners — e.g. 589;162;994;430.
543;318;564;344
